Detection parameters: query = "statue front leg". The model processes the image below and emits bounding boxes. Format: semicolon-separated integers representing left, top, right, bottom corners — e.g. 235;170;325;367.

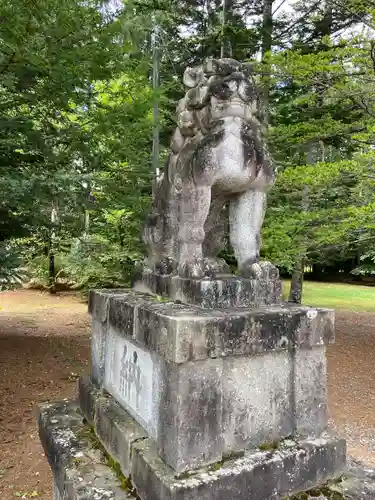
203;196;230;275
229;189;279;280
178;180;212;278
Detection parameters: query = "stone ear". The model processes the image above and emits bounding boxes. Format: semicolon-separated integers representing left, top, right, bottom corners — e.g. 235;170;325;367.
241;62;253;75
203;57;217;75
183;66;205;88
238;79;255;104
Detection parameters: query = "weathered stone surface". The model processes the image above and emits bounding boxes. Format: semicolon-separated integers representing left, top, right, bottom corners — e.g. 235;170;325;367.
88;291;334;472
287;457;375;499
89;289;335;364
53;482;62;500
88;289;126;317
293;347;328;438
39;397;374;500
141;270;282;308
101;329;224;473
89;289;132;384
159;358;223;473
38;400;133;499
103;334;163;440
81;366;223;475
80;352;330;476
78;376;148;477
78;375;101;424
222;351;293;452
39;398;351;500
340;458;375;499
96;395;148;477
132;436;346;500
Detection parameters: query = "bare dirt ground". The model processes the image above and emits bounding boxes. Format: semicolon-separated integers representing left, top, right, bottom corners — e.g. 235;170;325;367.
0;290;375;499
0;290;90;500
328;310;375;467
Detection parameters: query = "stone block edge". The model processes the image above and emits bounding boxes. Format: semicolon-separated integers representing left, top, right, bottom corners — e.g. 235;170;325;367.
77;376;346;500
78;375;149;477
89;288;335;364
37;398;133;499
132;436;347;500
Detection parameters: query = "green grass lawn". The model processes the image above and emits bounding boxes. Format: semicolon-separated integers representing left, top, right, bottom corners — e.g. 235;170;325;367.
283;281;375;312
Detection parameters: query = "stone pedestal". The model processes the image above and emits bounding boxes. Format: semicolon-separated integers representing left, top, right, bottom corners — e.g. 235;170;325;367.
39;274;347;500
141;269;282;308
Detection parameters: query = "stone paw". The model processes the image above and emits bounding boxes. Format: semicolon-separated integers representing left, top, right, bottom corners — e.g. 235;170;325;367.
203;257;231;277
178;257;224;278
241;260;279;280
154;257;178;275
178;258;206;278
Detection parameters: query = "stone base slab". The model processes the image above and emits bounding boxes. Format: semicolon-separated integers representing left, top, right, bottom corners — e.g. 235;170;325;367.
132;437;346;500
39;398;347;500
38;399;133;500
141;269;282;308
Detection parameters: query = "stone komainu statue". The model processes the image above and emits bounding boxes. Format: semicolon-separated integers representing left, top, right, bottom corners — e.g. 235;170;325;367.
144;58;278;280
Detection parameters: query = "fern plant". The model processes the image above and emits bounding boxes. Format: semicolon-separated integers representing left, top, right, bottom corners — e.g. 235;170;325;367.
0;243;27;290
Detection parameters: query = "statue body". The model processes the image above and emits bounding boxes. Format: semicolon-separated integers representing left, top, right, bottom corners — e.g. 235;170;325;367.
144;58;277;279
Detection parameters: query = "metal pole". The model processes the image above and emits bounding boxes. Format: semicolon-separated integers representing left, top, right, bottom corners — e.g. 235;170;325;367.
152;18;160;183
220;0;226;58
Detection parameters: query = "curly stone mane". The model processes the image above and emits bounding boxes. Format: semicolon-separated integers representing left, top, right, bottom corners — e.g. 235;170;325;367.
144;58;277;280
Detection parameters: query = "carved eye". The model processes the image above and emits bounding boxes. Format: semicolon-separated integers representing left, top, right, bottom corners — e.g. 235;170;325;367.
238;80;255;102
210;81;232;100
174;174;183;191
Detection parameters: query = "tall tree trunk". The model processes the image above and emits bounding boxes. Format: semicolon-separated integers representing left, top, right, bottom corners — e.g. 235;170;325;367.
83;181;91;238
48;241;56;294
288;257;305;303
261;0;273;129
288;159;311;303
49;205;57;294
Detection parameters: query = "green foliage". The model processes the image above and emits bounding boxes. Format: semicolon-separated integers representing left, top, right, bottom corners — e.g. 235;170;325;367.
0;0;154;289
0;243;26;290
264;153;375;271
26;254;68;288
63;235;138;291
351;251;375;276
2;0;375;290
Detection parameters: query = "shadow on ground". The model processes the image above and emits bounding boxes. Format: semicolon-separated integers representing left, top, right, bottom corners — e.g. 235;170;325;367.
0;291;90;500
1;290;375;498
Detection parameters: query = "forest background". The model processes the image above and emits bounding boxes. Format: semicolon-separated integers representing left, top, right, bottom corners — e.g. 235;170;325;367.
2;0;375;300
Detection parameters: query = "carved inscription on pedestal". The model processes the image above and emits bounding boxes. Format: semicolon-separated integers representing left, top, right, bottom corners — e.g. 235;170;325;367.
103;328;160;438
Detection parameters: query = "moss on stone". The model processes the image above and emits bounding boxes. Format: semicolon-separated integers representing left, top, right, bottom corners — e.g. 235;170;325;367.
258;440;280;451
175;470;194;480
77;424;102;451
222;450;245;460
176;449;246;478
258;436;297;452
77;423;140;498
106;455;139;497
208;460;225;472
151;295;170;303
285;475;345;499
